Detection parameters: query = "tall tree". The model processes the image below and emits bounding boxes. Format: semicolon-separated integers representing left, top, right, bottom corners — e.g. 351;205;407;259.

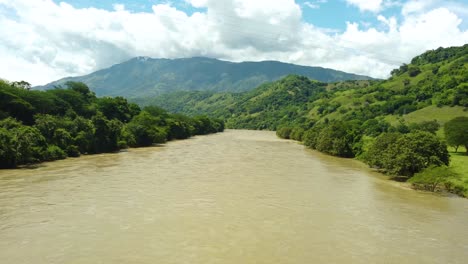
444;117;468;154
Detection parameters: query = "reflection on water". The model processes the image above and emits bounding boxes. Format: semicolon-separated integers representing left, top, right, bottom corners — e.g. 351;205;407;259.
0;130;467;264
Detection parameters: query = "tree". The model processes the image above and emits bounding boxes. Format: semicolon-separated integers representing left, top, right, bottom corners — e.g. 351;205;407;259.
72;116;95;154
11;81;32;90
0;118;47;168
97;96;140;122
409;120;440;134
362;118;390;137
444;117;468;153
453;84;468;107
364;131;449;177
314;121;357;158
125;111;167;147
91;113;122;153
364;132;401;169
65;81;95;101
409;166;459;192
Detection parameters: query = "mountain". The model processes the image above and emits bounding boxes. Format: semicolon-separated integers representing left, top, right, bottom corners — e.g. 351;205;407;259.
135;44;468;130
36;57;373;98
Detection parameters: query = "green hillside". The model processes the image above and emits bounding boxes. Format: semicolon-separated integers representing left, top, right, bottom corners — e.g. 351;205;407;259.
139;45;467;130
36;57;372;99
138;44;468;196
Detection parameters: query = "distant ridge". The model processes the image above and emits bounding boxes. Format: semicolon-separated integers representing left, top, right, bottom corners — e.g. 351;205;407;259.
36;57;373;98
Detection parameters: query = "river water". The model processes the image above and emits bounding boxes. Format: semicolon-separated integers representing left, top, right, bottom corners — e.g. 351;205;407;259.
0;130;467;263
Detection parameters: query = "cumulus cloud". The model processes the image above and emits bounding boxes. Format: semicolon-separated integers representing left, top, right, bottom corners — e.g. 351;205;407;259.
0;0;467;85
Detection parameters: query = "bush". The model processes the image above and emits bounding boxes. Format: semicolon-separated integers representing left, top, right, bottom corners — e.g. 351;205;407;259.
276;127;293;139
408;66;421;77
66;145;81;157
290;127;305;141
42;145;67;161
409;166;458;192
117;140;128;149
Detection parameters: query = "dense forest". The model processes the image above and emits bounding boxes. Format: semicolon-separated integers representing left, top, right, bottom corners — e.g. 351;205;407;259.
139;44;468;197
0;80;224;169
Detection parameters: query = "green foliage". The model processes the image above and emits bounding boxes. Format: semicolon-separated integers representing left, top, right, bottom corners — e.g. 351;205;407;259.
125;111;168;147
42;145;67;161
0;80;223;168
314;121;359;158
407;66;421;77
362;118;390;137
364;131;449;177
192;116;224;135
97;96;140;122
138;45;467;131
0;118;47;168
276;127;293;139
66;145;81;158
92;113;123;153
444;117;468;153
409;166;459;192
290;127;305;141
408;120;440;134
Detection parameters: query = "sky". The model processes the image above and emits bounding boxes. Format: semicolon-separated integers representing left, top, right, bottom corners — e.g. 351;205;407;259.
0;0;467;85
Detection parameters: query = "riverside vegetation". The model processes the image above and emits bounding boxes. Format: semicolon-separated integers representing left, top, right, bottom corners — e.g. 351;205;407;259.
137;44;468;197
0;80;224;169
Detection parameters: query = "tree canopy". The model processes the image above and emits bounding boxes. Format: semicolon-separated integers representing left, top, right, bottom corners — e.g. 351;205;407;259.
0;80;224;168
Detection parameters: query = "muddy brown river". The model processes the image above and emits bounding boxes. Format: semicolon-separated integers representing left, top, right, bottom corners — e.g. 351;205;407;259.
0;130;467;263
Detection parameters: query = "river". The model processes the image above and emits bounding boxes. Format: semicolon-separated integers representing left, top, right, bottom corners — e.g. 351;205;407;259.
0;130;467;263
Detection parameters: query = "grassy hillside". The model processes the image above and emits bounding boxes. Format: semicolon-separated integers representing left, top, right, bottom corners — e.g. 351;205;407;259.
385;106;468;125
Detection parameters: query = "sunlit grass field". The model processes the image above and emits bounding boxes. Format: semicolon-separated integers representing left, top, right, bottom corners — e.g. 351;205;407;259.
448;146;468;197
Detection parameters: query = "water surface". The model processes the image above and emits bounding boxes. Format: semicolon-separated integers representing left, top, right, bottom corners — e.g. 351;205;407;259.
0;130;467;263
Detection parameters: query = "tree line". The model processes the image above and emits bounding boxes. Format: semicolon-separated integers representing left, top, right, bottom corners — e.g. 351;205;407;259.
277;116;467;195
0;80;224;168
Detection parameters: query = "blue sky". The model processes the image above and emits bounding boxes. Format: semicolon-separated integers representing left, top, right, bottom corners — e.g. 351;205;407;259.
1;0;468;84
50;0;467;31
49;0;405;31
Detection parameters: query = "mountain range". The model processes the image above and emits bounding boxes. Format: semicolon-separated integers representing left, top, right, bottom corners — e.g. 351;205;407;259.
36;57;372;98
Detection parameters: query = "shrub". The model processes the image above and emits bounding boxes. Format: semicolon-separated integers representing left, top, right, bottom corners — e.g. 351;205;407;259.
276;127;293;139
66;145;81;157
409;166;459;192
290;127;305;141
42;145;67;161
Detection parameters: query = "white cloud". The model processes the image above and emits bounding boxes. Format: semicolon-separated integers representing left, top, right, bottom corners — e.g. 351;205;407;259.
0;0;467;85
113;4;125;12
304;0;327;9
345;0;384;12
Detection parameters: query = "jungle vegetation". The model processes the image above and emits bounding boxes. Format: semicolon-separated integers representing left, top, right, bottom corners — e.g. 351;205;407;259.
0;80;224;169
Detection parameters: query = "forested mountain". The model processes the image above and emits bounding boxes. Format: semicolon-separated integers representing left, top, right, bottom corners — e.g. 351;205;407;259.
36;57;372;98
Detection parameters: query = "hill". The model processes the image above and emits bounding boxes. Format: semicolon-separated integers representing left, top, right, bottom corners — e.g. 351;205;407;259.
137;44;467;130
36;57;372;98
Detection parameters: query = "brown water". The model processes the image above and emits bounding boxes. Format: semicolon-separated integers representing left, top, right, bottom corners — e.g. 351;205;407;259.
0;130;467;264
